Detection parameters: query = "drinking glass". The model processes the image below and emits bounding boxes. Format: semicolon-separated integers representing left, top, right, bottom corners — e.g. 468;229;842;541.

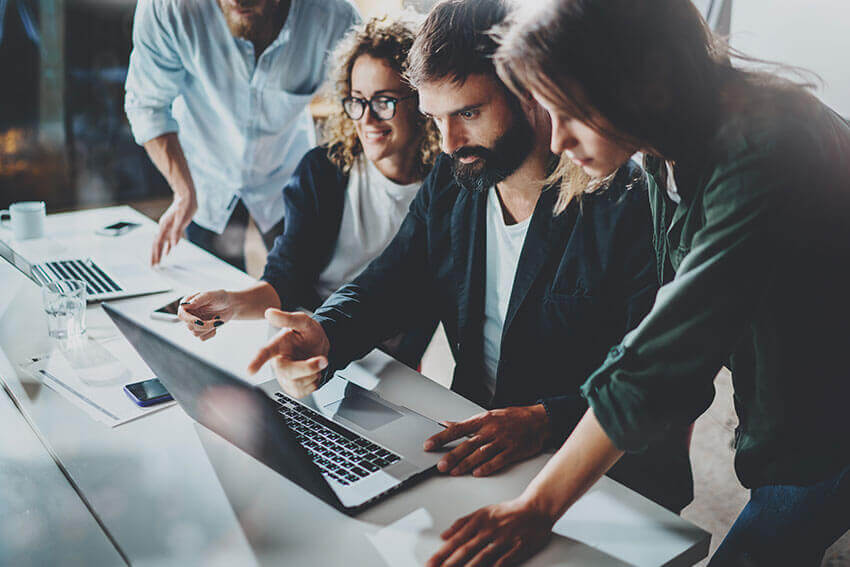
42;280;87;339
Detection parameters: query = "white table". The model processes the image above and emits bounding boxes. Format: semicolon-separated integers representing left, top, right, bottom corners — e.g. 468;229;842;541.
0;206;710;566
0;370;126;566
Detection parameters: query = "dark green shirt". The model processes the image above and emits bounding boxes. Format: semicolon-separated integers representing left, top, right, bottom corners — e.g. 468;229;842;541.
582;90;850;488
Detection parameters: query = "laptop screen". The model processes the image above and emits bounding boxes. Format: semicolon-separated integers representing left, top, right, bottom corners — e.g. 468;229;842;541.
0;239;40;285
101;303;343;510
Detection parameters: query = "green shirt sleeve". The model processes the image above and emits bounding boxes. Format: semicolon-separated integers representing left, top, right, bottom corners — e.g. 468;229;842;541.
581;136;794;452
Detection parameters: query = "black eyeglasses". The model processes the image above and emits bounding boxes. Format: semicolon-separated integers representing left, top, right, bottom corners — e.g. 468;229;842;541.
341;94;416;121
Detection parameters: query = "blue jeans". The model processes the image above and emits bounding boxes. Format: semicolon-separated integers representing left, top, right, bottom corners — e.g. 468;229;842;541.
709;463;850;566
185;200;283;272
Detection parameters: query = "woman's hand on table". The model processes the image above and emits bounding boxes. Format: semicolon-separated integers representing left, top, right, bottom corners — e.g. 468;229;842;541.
426;496;556;567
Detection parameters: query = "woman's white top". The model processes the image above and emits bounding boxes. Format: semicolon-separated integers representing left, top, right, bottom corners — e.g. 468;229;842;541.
316;156;422;300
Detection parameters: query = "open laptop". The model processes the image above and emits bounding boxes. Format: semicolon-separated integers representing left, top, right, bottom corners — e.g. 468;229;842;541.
0;238;171;302
102;303;445;514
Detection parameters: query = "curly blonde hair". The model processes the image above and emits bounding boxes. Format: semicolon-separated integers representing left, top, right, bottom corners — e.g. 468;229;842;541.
321;16;441;177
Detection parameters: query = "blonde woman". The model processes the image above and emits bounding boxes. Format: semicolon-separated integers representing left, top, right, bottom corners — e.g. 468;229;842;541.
179;17;440;368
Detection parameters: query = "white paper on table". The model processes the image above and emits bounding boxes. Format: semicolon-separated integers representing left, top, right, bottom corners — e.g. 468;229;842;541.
1;235;70;260
365;508;442;567
18;336;175;427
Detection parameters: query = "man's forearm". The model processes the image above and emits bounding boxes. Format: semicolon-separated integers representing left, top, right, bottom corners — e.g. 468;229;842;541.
143;133;197;200
521;408;624;521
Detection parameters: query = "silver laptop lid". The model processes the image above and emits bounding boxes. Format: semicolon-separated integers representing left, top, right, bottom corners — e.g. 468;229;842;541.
101;302;345;511
0;238;43;285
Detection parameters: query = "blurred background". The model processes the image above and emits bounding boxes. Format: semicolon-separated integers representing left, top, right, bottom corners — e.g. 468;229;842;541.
1;0;849;213
0;0;437;212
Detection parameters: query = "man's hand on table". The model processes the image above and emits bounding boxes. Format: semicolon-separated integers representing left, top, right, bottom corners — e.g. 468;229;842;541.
426;496;555;567
247;309;330;398
151;192;196;265
424;404;551;477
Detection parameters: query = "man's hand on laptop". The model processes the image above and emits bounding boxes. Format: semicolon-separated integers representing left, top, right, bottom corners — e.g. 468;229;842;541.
424;405;551;477
247;309;330;398
178;290;235;341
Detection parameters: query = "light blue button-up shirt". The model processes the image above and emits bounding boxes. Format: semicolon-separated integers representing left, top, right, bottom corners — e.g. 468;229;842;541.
125;0;359;233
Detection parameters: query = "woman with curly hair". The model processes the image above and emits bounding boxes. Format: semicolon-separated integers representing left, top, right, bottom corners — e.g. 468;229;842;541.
178;16;441;368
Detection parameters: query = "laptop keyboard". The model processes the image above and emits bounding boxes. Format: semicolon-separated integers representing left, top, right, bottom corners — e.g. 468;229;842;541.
42;259;123;296
274;393;401;486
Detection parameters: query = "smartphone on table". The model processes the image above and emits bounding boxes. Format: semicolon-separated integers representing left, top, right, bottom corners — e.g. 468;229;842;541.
150;297;182;322
96;221;140;237
124;378;173;407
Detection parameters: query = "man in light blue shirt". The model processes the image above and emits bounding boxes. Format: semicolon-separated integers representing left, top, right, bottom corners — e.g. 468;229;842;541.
125;0;359;269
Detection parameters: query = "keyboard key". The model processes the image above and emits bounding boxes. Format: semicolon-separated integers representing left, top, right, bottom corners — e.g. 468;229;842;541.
62;260;101;294
72;260;106;294
275;392;396;482
86;260;122;292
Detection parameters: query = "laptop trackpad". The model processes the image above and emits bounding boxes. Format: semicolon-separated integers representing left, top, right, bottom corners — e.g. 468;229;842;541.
323;389;403;431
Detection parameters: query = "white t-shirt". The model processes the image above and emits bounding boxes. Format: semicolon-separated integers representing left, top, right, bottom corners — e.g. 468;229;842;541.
316;156;421;300
665;160;682;204
482;187;532;397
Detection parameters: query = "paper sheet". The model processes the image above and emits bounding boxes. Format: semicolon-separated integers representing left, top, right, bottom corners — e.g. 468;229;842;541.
18;336;175;427
365;508;442;567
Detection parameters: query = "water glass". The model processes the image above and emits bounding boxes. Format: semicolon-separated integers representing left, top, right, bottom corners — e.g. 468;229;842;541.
42;280;87;339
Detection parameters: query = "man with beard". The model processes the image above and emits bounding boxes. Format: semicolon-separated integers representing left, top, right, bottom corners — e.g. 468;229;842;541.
125;0;359;269
245;0;694;513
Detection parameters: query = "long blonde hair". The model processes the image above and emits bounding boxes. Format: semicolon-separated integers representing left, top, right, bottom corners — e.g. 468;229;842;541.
321;16;441;177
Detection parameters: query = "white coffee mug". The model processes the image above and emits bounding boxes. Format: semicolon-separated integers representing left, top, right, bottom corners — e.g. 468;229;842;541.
0;201;46;240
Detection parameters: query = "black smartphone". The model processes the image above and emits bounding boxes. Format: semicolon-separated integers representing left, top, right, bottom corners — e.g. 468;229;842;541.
97;221;141;237
150;297;182;322
124;378;173;407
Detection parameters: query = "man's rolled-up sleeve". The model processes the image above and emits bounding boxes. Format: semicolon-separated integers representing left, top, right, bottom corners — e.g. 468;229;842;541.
124;0;185;145
581;145;791;452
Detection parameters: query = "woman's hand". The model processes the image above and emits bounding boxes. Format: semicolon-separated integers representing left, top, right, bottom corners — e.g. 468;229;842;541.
426;497;556;567
178;290;236;341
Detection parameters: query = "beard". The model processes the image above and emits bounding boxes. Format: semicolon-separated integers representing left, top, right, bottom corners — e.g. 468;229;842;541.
450;110;535;193
217;0;277;44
